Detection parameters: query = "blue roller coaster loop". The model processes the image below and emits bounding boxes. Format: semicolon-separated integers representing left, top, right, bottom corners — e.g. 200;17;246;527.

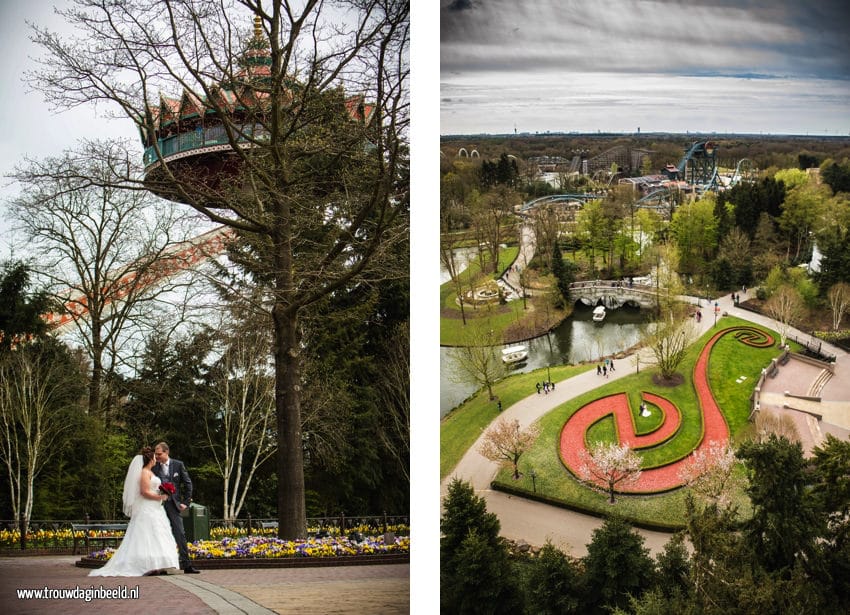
520;193;600;212
635;188;676;210
729;158;753;187
675;141;719;191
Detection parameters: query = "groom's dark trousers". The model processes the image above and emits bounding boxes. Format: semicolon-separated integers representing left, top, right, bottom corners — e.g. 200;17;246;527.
153;459;192;570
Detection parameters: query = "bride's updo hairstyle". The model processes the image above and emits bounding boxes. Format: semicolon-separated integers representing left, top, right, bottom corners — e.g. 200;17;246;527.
140;446;155;466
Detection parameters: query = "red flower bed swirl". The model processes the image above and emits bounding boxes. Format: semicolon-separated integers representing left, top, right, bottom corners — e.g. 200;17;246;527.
560;326;773;493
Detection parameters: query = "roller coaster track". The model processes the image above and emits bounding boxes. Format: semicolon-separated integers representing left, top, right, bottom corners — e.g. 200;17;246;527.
520;193;602;213
635;188;675;211
44;226;234;334
729;158;754;187
677;141;719;191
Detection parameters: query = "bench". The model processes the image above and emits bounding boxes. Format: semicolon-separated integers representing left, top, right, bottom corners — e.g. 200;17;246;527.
71;523;128;555
255;520;329;538
768;364;779;379
779;353;791;366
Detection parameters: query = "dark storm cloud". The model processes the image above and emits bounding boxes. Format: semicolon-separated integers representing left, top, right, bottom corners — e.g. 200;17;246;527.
440;0;850;81
446;0;478;11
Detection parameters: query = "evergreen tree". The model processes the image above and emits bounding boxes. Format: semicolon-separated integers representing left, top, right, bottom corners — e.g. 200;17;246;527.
0;261;50;352
443;529;522;614
440;479;521;614
523;541;582;614
653;532;690;601
821;158;850;194
816;227;850;291
550;241;575;308
581;514;655;614
710;257;734;291
737;435;821;572
119;333;218;510
719;177;784;237
810;434;850;607
440;478;501;559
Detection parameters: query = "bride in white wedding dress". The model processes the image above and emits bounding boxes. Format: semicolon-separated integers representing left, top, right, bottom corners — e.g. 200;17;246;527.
89;447;180;576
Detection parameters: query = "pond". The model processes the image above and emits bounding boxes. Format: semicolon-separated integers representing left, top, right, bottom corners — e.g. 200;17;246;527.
440;303;653;416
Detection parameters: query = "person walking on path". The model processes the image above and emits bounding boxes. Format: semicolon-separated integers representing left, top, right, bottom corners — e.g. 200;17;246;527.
536;382;541;394
597;364;602;376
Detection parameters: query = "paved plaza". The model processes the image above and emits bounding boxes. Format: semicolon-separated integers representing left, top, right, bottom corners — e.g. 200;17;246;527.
0;555;409;614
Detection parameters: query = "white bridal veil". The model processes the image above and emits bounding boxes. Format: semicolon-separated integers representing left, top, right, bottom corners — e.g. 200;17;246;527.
122;455;144;517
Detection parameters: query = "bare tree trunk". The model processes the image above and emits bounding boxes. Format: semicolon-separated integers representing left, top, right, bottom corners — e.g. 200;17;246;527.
274;303;307;538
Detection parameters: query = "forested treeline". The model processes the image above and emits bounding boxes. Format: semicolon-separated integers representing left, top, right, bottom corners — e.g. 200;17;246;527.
0;253;409;522
441;135;850;339
442;433;850;614
441;134;850;174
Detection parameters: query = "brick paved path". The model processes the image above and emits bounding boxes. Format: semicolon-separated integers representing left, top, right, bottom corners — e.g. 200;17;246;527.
0;555;409;614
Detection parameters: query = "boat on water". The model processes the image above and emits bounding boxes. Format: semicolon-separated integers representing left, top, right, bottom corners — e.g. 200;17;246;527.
592;305;606;322
501;345;529;364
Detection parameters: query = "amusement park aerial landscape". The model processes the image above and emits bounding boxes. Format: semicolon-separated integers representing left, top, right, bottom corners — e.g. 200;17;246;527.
439;1;850;612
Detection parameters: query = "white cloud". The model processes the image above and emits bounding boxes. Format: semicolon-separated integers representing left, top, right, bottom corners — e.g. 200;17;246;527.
441;0;850;134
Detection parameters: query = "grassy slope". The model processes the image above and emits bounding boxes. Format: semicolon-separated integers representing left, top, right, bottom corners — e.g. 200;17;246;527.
440;363;595;478
487;316;790;528
440;247;522;346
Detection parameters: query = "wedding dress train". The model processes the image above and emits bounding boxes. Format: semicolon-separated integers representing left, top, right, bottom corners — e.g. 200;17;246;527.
89;474;179;576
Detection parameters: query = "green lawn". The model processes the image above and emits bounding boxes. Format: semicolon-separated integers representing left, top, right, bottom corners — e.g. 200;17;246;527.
440;363;595;479
441;247;524;346
440;301;532;346
440;246;519;310
488;316;789;528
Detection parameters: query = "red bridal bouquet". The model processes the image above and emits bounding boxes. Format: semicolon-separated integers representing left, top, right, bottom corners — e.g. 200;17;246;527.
159;482;176;496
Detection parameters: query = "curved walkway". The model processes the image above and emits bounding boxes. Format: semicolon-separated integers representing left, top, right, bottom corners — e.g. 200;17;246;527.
441;292;849;556
501;222;536;296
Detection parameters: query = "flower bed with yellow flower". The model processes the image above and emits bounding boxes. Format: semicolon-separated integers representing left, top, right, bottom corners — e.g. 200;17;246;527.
85;533;409;563
2;524;409;551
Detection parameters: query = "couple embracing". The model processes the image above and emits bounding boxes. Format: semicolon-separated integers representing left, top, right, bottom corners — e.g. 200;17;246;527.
89;442;201;577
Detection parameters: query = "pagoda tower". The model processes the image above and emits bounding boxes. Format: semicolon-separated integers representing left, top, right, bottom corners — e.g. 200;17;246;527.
140;16;373;204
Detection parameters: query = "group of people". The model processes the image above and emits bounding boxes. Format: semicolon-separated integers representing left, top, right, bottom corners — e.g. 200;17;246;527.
596;358;615;378
535;380;556;394
89;442;200;577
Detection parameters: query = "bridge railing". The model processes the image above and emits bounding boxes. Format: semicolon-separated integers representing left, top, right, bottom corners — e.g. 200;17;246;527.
569;280;657;293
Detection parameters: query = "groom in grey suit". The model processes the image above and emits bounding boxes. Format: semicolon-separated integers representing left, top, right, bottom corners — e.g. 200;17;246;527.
153;441;200;573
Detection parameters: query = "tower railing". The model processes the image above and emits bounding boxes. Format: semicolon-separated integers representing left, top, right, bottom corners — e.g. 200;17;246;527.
144;123;270;167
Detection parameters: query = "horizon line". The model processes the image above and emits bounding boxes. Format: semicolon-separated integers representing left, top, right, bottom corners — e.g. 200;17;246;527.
441;130;850;139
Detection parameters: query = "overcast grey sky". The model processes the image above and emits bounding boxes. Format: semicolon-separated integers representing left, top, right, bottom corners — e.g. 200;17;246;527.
0;0;141;257
441;0;850;135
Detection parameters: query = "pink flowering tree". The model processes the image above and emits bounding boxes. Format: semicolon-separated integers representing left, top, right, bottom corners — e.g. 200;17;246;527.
578;442;642;503
678;440;741;510
479;418;540;479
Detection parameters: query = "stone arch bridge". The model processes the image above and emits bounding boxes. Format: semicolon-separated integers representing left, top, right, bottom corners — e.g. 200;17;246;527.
569;280;659;309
